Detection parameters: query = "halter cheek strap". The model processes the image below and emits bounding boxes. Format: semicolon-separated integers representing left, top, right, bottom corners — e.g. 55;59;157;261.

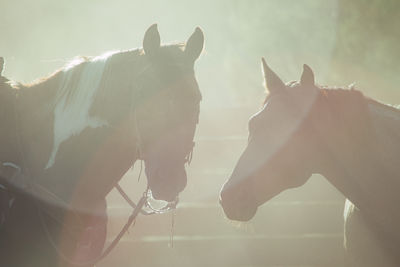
128;108;180;213
185;141;195;165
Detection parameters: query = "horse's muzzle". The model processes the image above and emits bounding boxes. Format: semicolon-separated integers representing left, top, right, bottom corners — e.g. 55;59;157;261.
219;182;258;222
145;164;187;202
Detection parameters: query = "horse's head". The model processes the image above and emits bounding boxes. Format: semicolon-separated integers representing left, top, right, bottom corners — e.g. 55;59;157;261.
220;59;322;221
134;25;204;202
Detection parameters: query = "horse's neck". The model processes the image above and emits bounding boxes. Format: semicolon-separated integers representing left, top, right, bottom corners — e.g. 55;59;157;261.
18;74;63;125
14;75;62;172
316;90;400;226
367;99;400;169
13;53;144;207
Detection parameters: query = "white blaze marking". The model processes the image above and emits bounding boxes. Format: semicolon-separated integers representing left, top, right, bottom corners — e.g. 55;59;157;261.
45;51;119;169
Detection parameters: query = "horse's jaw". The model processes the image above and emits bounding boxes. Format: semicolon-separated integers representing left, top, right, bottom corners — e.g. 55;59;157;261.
220;198;258;222
219;181;259;222
144;161;187;202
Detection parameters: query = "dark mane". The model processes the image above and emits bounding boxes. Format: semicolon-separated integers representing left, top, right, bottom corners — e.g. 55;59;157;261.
319;85;400;116
264;85;374;147
17;43;186;90
319;86;364;103
314;87;386;159
366;97;400;114
319;87;369;119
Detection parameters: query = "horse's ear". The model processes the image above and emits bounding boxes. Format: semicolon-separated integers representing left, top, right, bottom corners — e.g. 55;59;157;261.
143;24;160;57
0;57;4;75
185;27;204;62
300;64;315;87
261;58;285;94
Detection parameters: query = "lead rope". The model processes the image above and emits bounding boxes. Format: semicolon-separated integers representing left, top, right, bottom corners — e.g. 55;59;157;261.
137;160;143;182
169;210;175;248
133;110;144;184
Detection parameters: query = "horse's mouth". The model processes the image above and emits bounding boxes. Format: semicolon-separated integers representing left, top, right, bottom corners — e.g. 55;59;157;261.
220;197;258;222
219;183;259;222
145;189;180;212
145;164;187;202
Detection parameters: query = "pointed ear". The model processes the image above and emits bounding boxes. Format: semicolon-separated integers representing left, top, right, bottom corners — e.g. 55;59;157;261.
0;57;4;75
185;27;204;61
143;24;160;57
261;58;285;94
300;64;315;87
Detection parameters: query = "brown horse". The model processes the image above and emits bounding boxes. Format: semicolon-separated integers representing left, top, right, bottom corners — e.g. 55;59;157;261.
220;59;400;266
0;24;204;267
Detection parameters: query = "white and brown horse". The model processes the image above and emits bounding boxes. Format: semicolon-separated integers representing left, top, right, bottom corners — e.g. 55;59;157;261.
0;24;204;267
220;59;400;266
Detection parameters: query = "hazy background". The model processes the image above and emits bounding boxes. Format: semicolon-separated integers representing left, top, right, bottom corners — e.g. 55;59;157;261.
1;0;399;266
2;0;399;104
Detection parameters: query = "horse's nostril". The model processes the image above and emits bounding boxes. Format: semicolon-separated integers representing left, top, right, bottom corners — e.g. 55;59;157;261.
151;189;177;202
150;180;184;202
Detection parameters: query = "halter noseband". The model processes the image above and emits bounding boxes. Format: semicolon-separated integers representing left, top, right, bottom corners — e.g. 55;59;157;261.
129;90;197;213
